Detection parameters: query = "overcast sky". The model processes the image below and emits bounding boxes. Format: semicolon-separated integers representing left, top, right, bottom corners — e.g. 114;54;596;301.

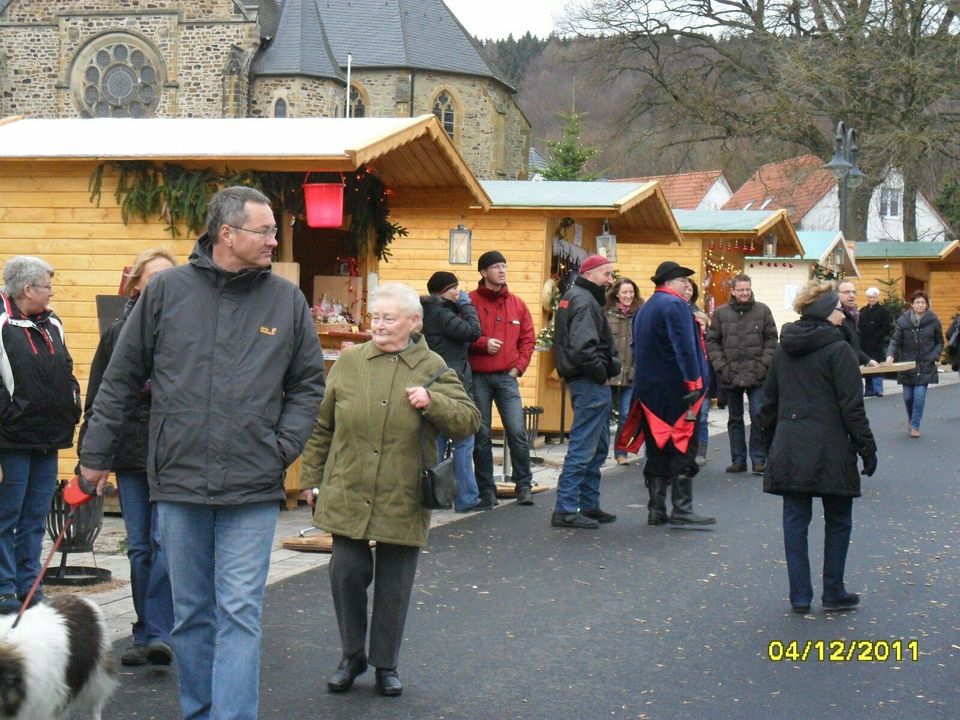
443;0;570;40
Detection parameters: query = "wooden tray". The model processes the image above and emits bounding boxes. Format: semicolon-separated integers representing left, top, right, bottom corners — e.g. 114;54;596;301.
282;532;375;553
495;483;550;498
861;361;915;375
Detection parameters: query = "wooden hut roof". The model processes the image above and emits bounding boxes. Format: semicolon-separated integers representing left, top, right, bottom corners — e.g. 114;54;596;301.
0;115;490;208
851;240;960;262
756;230;860;277
672;208;803;256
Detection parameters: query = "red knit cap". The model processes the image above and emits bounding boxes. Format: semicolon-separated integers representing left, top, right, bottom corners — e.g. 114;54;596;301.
579;254;613;275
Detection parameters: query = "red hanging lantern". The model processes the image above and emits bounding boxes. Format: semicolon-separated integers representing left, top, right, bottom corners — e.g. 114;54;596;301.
303;172;345;228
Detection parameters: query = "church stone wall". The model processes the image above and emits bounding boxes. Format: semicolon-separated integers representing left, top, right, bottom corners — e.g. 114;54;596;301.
250;76;343;118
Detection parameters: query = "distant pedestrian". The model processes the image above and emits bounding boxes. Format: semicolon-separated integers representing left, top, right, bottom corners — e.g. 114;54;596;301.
421;271;484;512
685;281;713;467
759;280;876;613
706;273;777;475
552;255;620;529
837;280;879;372
858;286;892;396
945;313;960;377
885;290;943;438
469;251;537;507
621;261;714;527
604;278;642;465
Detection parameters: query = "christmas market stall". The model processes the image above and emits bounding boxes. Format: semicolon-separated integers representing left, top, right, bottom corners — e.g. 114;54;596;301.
381;180;684;436
850;240;960;317
0;114;489;503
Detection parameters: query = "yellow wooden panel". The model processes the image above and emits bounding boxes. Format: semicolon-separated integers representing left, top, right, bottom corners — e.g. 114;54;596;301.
2;191;122;209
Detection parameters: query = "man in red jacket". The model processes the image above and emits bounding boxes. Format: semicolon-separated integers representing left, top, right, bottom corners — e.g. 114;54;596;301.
469;251;536;508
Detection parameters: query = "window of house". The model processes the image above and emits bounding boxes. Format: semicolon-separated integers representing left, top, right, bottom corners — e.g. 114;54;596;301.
433;91;456;139
880;186;901;218
72;35;164;118
350;87;365;118
274;98;287;118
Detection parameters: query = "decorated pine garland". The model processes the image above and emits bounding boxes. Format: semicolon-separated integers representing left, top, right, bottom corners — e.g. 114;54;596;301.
88;163;406;261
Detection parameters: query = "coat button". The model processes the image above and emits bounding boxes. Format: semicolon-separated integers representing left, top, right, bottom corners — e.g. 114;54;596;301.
373;449;380;456
381;400;388;406
791;413;797;419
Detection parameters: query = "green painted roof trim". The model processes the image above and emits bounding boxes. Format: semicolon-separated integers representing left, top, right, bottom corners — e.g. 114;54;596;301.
850;240;955;259
672;209;780;232
480;180;651;208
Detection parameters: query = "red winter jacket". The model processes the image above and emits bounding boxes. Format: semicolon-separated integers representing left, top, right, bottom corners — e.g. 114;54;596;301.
468;283;535;375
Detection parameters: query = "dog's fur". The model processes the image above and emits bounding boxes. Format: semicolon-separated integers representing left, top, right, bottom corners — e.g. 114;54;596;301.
0;594;117;720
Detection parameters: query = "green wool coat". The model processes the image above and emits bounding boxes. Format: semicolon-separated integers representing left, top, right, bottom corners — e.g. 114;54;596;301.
301;335;480;547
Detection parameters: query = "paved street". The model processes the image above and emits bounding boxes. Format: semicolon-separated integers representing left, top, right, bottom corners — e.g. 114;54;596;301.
102;380;958;719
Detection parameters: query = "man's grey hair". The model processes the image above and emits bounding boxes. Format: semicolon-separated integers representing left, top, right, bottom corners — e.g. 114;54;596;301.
206;186;272;241
369;282;423;321
865;287;880;297
3;255;54;298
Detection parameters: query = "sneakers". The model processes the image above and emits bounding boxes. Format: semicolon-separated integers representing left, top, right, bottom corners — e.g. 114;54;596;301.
752;463;765;476
147;640;174;665
823;593;860;612
121;645;151;667
581;508;617;524
17;588;45;608
550;511;599;529
909;428;920;438
0;593;21;615
725;463;747;473
515;488;534;505
615;456;631;465
455;502;487;513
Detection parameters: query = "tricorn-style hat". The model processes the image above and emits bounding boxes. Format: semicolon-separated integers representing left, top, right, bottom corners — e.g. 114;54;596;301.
651;260;695;285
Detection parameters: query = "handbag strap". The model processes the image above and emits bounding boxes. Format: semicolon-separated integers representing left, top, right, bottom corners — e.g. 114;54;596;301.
419;366;453;472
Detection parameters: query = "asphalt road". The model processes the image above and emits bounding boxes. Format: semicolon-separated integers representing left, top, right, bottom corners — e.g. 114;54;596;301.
108;384;959;719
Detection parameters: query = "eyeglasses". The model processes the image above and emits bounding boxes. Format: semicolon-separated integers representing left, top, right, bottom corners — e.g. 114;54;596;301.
28;284;52;292
228;225;278;239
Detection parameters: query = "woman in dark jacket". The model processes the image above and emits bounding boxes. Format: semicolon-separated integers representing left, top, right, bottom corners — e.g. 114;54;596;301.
759;281;876;614
78;249;176;663
421;271;483;512
885;290;943;438
604;278;642;464
0;256;81;614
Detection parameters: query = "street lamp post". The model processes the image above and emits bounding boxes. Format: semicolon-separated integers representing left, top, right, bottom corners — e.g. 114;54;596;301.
824;121;866;240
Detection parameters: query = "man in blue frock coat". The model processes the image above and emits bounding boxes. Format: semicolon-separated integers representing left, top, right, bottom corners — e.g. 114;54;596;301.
619;261;716;527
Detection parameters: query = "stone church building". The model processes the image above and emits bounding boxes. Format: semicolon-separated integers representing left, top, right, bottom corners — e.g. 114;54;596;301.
0;0;530;179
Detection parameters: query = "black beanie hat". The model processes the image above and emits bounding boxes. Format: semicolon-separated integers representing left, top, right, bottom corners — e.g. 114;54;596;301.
427;271;459;295
802;290;840;320
477;250;507;272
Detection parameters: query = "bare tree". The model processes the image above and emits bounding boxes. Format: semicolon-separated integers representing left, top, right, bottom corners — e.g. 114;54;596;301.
561;0;960;240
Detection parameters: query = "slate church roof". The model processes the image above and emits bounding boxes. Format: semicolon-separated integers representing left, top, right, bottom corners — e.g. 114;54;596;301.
253;0;514;90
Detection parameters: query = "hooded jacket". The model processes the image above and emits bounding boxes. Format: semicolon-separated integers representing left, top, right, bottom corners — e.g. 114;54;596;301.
554;276;620;385
759;319;875;497
420;294;481;388
80;234;326;505
706;295;778;389
886;309;943;386
468;283;535;375
0;291;81;450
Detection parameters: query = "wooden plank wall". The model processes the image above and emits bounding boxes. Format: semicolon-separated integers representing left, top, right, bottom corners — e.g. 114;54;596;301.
0;162;194;476
616;239;703;304
929;270;960;318
856;260;905;299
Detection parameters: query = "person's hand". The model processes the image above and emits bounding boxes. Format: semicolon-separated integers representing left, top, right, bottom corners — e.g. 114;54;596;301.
681;389;700;407
487;338;503;355
859;449;877;477
0;464;3;484
508;367;520;378
301;488;317;509
406;386;432;410
78;465;111;496
885;356;894;364
867;359;879;367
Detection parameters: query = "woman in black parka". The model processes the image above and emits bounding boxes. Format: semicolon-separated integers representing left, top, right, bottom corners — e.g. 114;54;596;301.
885;290;943;438
759;281;876;614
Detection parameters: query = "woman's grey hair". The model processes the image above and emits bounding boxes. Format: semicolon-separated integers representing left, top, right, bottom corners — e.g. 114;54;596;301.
865;287;880;297
206;186;272;241
369;282;423;320
3;255;54;298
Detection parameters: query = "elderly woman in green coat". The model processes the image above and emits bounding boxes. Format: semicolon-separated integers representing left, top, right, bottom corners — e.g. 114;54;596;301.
301;282;480;697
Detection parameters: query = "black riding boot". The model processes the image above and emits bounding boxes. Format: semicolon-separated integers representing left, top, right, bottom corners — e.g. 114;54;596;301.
646;476;669;525
669;473;715;526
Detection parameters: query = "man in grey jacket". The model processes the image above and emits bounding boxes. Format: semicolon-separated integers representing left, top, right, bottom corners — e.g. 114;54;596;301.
80;186;325;720
706;273;777;476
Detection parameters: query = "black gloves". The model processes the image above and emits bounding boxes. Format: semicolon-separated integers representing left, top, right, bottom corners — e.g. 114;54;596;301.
859;448;877;477
681;390;700;407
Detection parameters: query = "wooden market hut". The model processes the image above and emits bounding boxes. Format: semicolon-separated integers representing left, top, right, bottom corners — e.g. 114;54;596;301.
671;209;804;316
851;241;960;316
0;114;489;490
381;180;684;435
744;230;859;331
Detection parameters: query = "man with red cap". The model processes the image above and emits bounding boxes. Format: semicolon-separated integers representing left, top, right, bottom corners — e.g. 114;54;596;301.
551;254;620;529
620;261;715;527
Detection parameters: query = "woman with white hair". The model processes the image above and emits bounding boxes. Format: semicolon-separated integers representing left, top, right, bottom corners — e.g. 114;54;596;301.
301;282;479;696
858;286;892;397
0;256;81;614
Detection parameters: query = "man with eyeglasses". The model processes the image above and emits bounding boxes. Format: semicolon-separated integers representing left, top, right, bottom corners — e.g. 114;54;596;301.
836;280;879;375
80;186;325;720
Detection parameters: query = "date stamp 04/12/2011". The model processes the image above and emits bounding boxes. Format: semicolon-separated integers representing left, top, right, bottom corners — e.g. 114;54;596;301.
767;639;920;663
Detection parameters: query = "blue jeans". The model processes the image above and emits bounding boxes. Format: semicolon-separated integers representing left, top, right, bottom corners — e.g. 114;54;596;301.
0;449;58;596
782;494;853;607
471;372;532;499
864;375;883;396
697;395;710;450
612;385;632;459
118;471;174;645
437;434;480;511
158;501;278;720
554;378;612;514
902;384;928;430
725;384;765;467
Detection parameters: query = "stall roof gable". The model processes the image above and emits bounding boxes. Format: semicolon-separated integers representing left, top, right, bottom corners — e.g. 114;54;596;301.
674;208;803;255
724;155;834;221
0;115;490;207
612;170;727;209
853;240;960;261
482;180;656;209
795;230;845;262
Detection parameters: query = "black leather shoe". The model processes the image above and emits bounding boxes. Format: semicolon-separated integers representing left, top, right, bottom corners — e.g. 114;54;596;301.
550;511;599;529
581;508;617;524
669;513;716;526
725;463;747;473
327;656;367;692
648;511;668;526
792;605;811;614
516;488;534;505
751;463;765;476
375;668;403;696
823;593;860;612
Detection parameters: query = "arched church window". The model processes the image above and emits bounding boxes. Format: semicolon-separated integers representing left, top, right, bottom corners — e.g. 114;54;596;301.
433;91;455;139
274;98;287;118
72;34;164;118
350;87;365;118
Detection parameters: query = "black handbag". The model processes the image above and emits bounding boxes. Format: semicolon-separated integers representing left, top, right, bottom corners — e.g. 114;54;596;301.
419;368;459;510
